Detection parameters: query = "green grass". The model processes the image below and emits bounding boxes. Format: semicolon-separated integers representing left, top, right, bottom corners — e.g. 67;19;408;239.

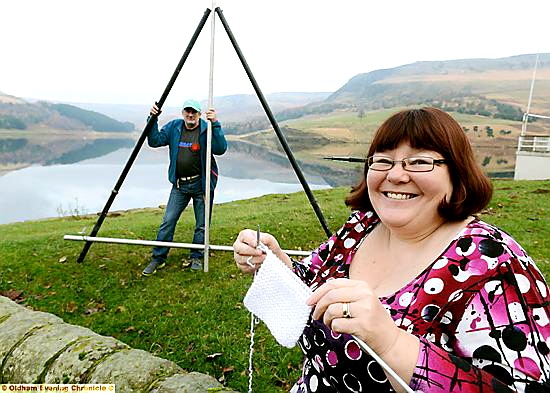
0;180;549;392
286;109;396;133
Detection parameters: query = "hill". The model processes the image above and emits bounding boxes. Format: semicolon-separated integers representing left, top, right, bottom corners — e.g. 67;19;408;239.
229;53;550;184
327;53;550;115
0;97;138;174
0;95;135;132
71;91;331;127
2;53;550;184
0;91;26;104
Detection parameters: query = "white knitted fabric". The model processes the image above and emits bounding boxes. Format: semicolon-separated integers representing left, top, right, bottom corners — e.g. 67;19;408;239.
244;248;313;348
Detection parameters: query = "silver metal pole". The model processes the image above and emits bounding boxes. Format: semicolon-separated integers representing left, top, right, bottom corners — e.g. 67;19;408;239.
63;235;312;257
203;0;216;272
521;52;539;137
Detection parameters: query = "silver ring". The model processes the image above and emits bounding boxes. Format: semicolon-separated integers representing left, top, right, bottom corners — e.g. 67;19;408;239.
246;256;254;268
342;302;351;319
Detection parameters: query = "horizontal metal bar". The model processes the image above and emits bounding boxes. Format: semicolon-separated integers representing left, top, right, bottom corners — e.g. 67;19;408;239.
64;235;312;257
525;113;550;120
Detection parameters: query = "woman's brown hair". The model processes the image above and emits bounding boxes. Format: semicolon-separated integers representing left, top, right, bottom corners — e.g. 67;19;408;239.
345;107;493;221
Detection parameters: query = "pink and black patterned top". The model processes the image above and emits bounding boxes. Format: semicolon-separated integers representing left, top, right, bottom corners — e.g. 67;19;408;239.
291;211;550;392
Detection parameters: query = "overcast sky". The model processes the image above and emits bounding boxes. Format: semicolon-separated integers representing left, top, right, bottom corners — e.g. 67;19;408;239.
2;0;549;107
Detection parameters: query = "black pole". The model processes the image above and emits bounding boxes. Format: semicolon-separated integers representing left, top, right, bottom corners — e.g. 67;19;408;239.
215;7;332;238
77;8;212;263
324;156;367;163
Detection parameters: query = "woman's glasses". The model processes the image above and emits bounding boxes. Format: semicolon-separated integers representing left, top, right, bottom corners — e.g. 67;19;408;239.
367;156;446;172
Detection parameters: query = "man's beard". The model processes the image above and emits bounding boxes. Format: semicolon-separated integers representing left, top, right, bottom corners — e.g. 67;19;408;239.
185;120;197;128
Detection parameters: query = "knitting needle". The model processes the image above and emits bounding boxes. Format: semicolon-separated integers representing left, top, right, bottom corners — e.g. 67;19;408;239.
246;225;263;268
352;334;417;393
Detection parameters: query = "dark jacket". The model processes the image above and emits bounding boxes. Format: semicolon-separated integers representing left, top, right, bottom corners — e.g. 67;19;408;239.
147;117;227;192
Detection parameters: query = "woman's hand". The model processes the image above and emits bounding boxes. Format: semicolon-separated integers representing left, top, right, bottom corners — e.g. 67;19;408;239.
307;278;401;357
233;229;285;273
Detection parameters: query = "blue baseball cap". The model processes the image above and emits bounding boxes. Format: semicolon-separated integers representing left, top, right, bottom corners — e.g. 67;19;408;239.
182;99;201;112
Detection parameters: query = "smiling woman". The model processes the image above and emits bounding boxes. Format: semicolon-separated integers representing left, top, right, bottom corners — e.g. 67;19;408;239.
349;107;492;222
233;107;550;393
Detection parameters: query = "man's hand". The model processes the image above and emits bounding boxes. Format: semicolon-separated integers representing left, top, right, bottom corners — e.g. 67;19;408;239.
150;103;161;116
205;108;217;122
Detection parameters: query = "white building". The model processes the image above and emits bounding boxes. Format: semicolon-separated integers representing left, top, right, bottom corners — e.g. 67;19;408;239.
514;54;550;180
514;133;550;180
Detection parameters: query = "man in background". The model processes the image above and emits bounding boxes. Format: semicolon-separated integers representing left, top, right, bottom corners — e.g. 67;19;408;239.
142;99;227;276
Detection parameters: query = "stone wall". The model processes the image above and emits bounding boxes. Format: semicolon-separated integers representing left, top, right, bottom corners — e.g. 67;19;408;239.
0;296;238;392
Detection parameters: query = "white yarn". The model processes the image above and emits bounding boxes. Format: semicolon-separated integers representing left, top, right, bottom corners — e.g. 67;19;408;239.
247;312;259;393
243;245;418;393
244;247;313;348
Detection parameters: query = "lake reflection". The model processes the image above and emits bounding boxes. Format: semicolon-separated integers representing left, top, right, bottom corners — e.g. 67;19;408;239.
0;147;330;224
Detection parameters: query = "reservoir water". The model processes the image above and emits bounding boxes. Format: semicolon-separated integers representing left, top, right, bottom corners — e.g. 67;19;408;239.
0;146;330;225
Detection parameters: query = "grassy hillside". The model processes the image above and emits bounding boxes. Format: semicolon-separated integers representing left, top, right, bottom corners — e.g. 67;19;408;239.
260;54;550;181
0;180;548;391
234;108;531;181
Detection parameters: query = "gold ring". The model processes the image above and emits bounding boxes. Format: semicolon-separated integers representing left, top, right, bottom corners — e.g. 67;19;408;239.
342;302;351;318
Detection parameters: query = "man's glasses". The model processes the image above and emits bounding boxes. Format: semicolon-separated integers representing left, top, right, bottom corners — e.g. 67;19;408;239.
183;108;199;115
367;156;446;172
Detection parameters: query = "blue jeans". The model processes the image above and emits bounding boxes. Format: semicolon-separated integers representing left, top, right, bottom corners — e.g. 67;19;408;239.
152;177;212;263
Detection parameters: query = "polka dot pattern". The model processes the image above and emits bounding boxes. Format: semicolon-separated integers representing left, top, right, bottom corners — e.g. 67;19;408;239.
291;212;550;392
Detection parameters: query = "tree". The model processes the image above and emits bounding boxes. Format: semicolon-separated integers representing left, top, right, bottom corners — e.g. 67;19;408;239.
0;115;26;130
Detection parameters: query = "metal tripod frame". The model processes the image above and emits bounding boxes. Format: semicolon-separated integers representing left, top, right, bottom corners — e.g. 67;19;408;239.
76;6;330;264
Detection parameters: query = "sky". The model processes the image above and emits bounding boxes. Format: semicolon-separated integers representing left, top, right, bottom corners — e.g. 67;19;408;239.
2;0;550;107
